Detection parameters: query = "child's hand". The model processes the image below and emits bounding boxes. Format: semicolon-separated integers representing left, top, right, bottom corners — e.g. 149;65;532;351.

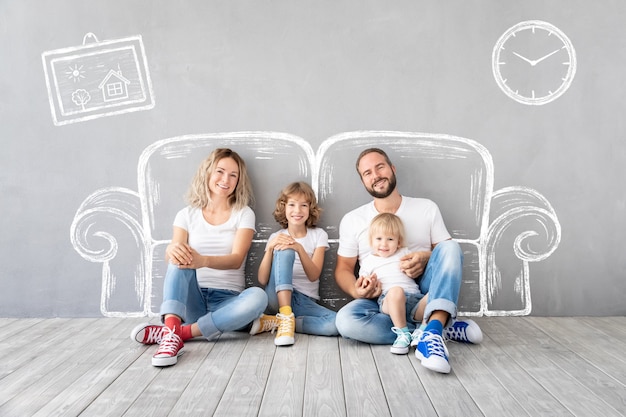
355;273;382;299
271;233;297;251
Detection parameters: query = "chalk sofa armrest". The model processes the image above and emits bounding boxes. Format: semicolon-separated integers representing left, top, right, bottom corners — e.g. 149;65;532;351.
70;187;148;317
484;186;561;315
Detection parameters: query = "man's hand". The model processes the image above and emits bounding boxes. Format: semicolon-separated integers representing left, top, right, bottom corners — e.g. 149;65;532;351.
355;273;382;299
400;251;431;278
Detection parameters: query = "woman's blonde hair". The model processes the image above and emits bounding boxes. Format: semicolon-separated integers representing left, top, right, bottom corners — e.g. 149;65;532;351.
368;212;405;248
185;148;253;210
273;182;322;229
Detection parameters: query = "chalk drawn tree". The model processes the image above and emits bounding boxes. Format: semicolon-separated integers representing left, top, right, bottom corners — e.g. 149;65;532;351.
72;89;91;111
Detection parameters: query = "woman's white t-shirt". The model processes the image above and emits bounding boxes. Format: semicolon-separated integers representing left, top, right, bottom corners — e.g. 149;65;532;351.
173;205;256;292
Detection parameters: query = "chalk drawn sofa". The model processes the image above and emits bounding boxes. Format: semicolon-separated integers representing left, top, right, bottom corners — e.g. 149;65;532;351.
71;131;561;318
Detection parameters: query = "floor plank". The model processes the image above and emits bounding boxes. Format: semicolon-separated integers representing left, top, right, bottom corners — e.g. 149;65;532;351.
212;332;275;417
450;339;529;417
169;333;248;417
339;337;391;417
258;334;307;417
303;336;346;417
1;317;625;417
487;317;624;417
371;343;439;417
2;318;125;416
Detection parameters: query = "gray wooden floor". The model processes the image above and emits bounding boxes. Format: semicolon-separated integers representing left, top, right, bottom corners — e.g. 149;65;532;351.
1;316;625;417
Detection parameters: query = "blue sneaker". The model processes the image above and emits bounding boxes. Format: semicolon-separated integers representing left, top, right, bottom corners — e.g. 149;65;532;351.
415;330;450;373
443;319;483;344
390;327;412;355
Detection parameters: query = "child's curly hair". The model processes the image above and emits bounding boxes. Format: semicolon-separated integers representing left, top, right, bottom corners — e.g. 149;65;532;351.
273;182;322;229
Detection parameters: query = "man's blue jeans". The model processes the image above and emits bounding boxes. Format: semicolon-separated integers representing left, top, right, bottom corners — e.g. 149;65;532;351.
265;249;338;336
160;263;268;340
335;239;463;345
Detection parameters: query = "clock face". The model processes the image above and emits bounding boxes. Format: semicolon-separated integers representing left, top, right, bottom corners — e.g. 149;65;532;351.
492;20;577;105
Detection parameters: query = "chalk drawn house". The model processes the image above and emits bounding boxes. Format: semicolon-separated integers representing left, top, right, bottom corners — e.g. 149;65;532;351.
70;131;561;318
98;69;130;102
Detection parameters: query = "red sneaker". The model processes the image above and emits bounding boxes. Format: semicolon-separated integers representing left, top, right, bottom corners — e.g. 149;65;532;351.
152;329;184;367
130;323;166;345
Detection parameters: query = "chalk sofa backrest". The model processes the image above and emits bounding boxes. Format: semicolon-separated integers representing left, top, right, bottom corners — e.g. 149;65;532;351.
71;131;560;318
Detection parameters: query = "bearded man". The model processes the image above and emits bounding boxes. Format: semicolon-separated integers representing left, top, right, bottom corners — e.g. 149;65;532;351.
334;148;483;374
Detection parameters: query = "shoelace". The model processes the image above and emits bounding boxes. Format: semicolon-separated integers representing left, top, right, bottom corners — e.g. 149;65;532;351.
276;313;294;335
261;317;280;333
420;331;449;357
145;325;165;344
443;323;467;343
391;327;411;346
155;329;182;356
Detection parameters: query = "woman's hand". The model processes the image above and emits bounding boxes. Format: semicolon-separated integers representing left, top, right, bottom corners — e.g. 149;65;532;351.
166;242;193;266
177;247;207;269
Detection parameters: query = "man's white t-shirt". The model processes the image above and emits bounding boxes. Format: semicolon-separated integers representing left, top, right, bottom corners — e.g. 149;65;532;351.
265;227;329;300
337;196;451;262
173;205;256;292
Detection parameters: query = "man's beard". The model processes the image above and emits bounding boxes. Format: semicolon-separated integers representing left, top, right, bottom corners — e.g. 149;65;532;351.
366;174;397;198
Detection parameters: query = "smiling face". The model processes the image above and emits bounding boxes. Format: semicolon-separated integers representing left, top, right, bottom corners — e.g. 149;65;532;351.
208;157;239;199
285;193;310;227
357;151;397;199
370;230;400;258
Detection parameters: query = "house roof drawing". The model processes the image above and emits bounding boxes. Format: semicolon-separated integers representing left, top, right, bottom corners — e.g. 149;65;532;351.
98;69;131;90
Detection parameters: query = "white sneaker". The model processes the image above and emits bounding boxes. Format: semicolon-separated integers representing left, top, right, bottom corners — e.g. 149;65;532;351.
414;330;450;374
390;327;412;355
443;319;483;344
411;319;483;346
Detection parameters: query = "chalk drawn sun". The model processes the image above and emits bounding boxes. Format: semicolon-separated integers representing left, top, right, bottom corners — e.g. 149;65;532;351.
65;64;86;83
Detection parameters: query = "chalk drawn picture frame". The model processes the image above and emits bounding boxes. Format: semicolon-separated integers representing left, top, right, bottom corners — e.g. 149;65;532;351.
42;33;155;126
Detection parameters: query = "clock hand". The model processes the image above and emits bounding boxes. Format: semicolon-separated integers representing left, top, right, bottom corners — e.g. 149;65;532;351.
513;52;534;65
532;49;561;65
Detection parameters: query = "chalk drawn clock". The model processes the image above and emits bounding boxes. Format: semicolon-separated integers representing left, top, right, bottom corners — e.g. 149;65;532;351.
492;20;577;105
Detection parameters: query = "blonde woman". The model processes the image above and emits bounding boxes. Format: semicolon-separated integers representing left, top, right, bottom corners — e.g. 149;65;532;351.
131;148;267;367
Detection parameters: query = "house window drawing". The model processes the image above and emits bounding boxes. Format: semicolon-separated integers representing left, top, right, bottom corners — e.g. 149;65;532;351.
99;68;130;102
42;33;155;126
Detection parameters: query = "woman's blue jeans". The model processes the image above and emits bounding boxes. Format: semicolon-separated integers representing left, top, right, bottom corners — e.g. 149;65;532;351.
335;239;463;345
160;263;268;340
265;249;338;336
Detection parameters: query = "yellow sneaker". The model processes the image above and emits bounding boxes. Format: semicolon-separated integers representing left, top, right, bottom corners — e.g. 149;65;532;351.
274;313;295;346
249;314;279;335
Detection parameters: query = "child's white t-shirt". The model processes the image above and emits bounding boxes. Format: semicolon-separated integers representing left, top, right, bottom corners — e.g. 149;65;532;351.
265;227;329;300
358;247;419;294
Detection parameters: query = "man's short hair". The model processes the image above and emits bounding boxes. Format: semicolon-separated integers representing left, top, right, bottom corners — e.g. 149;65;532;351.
355;148;394;174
